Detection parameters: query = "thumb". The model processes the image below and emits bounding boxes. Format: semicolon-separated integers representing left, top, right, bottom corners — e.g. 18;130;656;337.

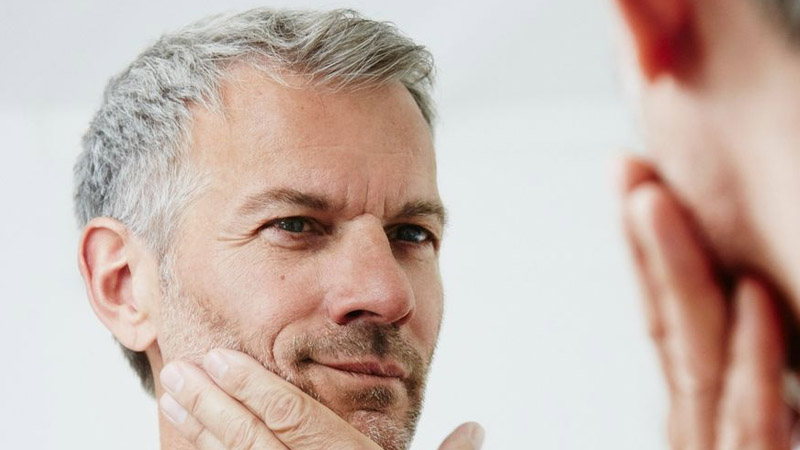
438;422;485;450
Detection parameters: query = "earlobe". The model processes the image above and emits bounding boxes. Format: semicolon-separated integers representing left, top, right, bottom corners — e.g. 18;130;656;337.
616;0;700;81
78;218;159;352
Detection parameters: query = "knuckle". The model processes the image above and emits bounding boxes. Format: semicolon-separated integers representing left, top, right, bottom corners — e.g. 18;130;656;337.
186;424;205;447
188;387;213;418
263;389;309;433
191;428;208;448
647;320;667;344
676;374;721;402
222;415;261;450
677;356;723;396
227;365;256;394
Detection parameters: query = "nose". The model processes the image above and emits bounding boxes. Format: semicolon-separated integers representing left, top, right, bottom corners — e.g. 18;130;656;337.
323;216;416;326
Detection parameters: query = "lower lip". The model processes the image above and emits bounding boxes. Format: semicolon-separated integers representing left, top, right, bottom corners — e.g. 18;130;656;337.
313;363;404;387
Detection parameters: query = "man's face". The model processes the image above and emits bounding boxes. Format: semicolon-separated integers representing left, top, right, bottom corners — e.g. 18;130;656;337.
155;67;444;450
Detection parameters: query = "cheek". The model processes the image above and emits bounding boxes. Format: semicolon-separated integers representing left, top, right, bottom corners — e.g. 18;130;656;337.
190;248;327;346
240;270;321;324
642;95;748;264
642;86;720;204
407;261;444;353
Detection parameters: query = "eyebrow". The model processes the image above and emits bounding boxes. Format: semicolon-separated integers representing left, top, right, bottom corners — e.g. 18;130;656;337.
237;188;331;216
236;187;447;227
397;200;448;228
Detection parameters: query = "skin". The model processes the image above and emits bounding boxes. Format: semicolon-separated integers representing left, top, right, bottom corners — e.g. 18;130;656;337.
78;66;483;450
612;0;800;447
615;0;800;301
620;159;790;449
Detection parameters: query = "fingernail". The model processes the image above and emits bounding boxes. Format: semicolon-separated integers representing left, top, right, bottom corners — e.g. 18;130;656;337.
160;364;184;394
204;350;229;380
468;423;485;447
159;393;188;424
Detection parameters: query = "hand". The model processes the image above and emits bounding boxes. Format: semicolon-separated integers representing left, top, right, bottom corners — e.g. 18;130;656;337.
158;348;484;449
618;156;792;449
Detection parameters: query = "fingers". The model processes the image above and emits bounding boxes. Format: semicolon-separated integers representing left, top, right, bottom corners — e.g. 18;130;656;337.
438;422;485;450
159;361;288;450
159;392;226;450
617;154;793;449
202;349;380;450
624;181;727;449
164;349;473;450
617;154;662;345
615;154;659;195
716;278;789;450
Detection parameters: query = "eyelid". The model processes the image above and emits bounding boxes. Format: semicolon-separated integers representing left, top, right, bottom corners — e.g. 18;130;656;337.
387;223;440;246
403;221;441;241
262;216;327;234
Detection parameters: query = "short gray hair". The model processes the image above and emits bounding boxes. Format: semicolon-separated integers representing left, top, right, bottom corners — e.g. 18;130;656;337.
73;8;435;395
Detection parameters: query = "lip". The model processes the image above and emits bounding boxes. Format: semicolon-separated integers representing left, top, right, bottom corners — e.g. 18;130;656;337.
314;358;407;379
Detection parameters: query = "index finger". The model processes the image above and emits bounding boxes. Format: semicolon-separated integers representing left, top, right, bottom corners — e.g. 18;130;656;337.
625;181;728;449
202;349;380;450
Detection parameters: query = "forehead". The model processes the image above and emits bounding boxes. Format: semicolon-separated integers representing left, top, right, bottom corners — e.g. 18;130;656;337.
185;65;438;216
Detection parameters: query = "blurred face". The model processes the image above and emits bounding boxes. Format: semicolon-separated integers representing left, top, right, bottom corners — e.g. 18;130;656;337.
615;25;751;268
613;0;800;362
155;67;444;450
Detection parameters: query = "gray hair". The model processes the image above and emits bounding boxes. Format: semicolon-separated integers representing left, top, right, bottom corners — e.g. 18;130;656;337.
73;8;435;395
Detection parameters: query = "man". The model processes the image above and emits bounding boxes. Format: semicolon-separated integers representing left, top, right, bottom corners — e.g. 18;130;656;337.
612;0;800;447
74;8;482;450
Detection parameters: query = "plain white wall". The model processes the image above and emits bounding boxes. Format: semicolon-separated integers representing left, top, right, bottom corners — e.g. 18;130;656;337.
0;1;669;448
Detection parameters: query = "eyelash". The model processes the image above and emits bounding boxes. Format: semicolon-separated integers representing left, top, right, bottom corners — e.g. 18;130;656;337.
270;217;324;234
386;224;438;247
260;216;438;247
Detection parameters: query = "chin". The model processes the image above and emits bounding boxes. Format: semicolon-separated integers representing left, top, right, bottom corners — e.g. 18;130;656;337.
296;372;420;450
347;409;416;450
312;385;419;450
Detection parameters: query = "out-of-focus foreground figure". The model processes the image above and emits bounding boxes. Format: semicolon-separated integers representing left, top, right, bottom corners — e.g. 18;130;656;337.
612;0;800;448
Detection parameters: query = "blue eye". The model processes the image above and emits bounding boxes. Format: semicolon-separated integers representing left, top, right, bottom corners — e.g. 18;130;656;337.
392;225;431;244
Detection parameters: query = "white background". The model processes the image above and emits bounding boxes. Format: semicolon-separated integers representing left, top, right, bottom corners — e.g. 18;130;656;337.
0;1;668;448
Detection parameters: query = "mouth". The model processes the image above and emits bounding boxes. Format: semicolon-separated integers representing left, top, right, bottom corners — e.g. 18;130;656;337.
312;358;407;381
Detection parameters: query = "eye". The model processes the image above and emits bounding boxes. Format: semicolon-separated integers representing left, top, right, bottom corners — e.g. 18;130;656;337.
274;217;313;233
258;216;325;249
261;216;324;237
389;224;435;245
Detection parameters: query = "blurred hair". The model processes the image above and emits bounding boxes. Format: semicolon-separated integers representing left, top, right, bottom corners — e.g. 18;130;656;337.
73;8;435;396
759;0;800;41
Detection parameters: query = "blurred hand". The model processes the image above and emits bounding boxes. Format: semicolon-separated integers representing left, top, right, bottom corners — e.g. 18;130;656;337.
618;156;792;449
158;348;484;450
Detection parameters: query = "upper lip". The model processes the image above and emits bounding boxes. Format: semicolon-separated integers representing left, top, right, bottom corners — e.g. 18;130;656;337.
316;358;407;379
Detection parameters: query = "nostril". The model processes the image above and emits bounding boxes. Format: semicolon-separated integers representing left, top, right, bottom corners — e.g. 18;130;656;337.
344;310;366;322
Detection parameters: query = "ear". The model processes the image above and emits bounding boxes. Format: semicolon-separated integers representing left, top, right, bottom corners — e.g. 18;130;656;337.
615;0;701;81
78;218;159;352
